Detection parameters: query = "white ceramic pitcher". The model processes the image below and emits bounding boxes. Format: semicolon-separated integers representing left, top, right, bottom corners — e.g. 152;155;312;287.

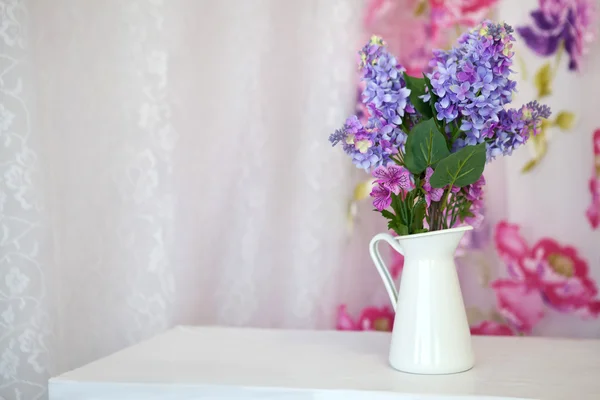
369;226;475;375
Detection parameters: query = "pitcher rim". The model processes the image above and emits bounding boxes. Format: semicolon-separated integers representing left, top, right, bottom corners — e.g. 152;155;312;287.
395;225;473;241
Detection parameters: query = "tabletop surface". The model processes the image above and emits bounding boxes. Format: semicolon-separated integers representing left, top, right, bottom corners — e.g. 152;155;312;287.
49;326;600;400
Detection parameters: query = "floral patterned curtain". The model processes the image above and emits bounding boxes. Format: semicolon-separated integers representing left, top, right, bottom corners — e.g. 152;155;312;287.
338;0;600;338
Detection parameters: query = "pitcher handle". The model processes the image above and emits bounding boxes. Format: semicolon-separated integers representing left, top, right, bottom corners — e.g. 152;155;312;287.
369;233;404;311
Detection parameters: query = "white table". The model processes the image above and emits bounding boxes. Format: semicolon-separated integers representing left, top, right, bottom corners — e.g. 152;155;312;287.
49;326;600;400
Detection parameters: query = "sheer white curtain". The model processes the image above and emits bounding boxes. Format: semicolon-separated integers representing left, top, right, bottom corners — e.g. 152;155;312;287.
0;0;364;398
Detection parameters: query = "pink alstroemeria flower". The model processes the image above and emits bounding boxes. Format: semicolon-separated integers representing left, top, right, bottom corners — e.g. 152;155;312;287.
372;164;414;194
423;167;444;206
370;184;392;211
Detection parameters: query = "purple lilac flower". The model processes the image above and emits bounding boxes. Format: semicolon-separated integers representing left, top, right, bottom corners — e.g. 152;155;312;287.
371;184;392;211
520;100;552;137
380;123;407;149
344;115;362;134
428;21;517;145
352;150;380;170
485;109;526;159
360;37;412;144
329;116;387;170
517;0;597;71
423;167;444;206
330;36;413;172
328;116;362;154
486;101;552;160
372;165;413;194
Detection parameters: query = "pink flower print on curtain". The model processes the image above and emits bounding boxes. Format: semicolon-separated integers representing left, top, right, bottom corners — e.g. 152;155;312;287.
429;0;500;43
586;129;600;229
470;320;514;336
490;279;545;333
532;239;600;316
336;305;395;331
364;0;431;76
489;221;600;335
364;0;499;76
390;250;404;279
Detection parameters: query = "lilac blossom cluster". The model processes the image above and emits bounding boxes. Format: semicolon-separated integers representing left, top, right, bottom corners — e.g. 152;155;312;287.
428;22;517;147
328;36;413;170
328;21;551;235
488;101;552;158
428;22;550;159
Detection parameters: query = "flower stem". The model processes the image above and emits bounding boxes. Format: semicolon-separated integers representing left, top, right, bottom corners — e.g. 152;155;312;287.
550;41;564;81
400;120;410;134
439;187;451;212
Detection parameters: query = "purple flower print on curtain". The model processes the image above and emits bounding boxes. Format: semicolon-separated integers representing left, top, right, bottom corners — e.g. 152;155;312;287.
517;0;596;71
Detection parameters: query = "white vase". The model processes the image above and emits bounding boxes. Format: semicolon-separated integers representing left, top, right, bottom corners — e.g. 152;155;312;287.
369;226;474;375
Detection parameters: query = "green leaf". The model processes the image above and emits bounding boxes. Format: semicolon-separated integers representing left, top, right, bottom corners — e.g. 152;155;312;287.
353;179;375;201
411;199;426;232
387;220;408;236
390;193;403;219
403;119;450;174
430;143;486;188
380;209;395;220
521;158;539;173
403;73;432;119
387;220;396;232
534;62;552;99
396;223;409;236
413;0;427;16
554;111;575;131
389;192;413;231
458;200;474;222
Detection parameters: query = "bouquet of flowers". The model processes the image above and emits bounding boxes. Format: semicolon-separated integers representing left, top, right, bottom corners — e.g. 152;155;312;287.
329;20;551;235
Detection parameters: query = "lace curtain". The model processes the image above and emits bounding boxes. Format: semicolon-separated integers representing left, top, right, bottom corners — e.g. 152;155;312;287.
0;0;364;398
